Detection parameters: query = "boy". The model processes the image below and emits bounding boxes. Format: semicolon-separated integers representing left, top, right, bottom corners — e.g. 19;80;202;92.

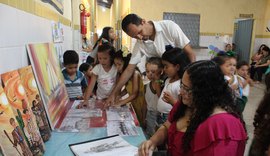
144;57;163;138
79;63;93;84
62;50;87;100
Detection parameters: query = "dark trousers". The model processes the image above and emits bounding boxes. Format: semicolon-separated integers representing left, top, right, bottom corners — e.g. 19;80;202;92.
250;65;268;81
250;62;256;80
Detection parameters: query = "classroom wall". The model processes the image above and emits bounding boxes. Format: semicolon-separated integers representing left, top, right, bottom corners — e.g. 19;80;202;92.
96;5;111;33
254;0;270;53
0;1;75;74
130;0;270;52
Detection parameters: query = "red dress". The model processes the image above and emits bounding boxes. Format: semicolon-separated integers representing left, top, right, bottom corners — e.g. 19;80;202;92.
167;102;247;156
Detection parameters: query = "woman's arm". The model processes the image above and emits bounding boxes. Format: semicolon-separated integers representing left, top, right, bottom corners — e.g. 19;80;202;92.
255;60;270;68
138;121;171;156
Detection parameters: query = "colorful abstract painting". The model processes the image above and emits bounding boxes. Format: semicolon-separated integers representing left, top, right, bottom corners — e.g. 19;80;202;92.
1;71;45;155
27;43;70;129
0;80;33;156
18;66;51;141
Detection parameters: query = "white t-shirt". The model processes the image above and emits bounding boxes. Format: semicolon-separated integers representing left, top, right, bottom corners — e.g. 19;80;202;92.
237;76;250;97
92;64;117;99
225;75;245;97
157;78;181;114
145;82;159;111
130;20;190;65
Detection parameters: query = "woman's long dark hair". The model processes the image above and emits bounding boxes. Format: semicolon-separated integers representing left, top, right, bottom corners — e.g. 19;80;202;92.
181;60;245;151
252;91;270;155
93;27;114;49
251;87;270;155
257;44;267;54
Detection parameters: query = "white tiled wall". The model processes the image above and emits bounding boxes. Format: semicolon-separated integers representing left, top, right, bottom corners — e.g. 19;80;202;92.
254;38;270;54
199;35;233;51
0;3;74;74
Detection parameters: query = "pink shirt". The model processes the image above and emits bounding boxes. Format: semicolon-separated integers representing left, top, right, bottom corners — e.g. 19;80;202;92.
168;102;247;156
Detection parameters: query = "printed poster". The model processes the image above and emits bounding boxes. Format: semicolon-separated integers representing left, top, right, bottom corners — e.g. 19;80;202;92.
0;76;44;156
18;66;51;141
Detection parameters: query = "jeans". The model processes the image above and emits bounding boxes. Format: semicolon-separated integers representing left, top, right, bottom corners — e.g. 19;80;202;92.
145;110;157;139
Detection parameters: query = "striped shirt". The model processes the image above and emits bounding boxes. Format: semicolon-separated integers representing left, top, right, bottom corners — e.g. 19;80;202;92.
62;69;87;100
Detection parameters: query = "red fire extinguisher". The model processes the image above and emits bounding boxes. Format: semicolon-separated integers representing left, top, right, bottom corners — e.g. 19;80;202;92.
79;4;90;35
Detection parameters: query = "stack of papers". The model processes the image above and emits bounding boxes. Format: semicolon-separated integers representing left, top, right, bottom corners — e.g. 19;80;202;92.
106;106;138;136
69;135;138;156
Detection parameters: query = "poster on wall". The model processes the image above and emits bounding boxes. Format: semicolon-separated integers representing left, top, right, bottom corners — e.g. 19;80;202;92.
26;43;70;129
41;0;64;14
54;44;64;69
18;66;51;141
1;71;45;155
51;21;64;43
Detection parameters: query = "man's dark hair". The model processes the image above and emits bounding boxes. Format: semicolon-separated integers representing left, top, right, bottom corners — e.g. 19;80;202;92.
63;50;79;65
122;14;142;33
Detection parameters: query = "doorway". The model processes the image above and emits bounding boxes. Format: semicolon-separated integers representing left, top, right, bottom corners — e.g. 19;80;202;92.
233;19;254;62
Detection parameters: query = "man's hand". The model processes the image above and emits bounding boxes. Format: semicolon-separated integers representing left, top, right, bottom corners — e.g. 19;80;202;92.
104;93;116;107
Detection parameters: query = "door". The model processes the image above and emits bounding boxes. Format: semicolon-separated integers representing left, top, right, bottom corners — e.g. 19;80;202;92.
233;19;254;62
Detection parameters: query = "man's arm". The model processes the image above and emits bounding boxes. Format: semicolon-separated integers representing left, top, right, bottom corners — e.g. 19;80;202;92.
105;64;136;106
168;20;196;62
183;44;196;62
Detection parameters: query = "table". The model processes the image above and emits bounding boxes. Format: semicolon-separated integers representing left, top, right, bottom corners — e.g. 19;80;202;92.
44;127;146;156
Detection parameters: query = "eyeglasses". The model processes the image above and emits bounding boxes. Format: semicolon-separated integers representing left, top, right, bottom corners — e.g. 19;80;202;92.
180;83;192;94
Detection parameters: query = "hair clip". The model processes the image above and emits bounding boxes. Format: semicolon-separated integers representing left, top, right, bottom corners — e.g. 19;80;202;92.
226;51;236;57
121;46;130;57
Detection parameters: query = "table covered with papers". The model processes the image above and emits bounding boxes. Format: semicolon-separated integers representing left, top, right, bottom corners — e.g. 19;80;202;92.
44;99;146;156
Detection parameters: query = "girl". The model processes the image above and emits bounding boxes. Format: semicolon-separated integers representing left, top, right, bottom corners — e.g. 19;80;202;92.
237;61;254;97
90;27;116;59
212;53;246;112
79;63;94;85
157;47;190;125
83;44;117;103
113;50;146;126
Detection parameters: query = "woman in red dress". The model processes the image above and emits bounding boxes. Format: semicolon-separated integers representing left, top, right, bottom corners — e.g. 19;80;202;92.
139;60;247;156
